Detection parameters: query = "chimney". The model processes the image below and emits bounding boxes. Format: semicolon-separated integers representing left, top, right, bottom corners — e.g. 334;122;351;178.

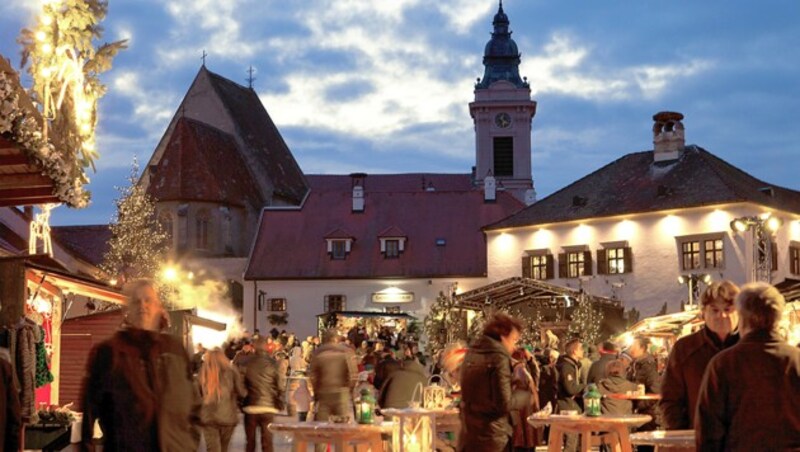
350;172;367;212
484;175;497;202
652;111;685;162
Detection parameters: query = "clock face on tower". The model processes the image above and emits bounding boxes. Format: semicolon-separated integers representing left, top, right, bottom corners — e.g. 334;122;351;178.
494;112;512;128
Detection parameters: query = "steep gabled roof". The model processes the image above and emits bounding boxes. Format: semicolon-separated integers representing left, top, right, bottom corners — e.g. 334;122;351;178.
51;225;111;266
245;174;524;280
306;173;473;193
146;118;263;208
487;146;800;230
204;69;308;204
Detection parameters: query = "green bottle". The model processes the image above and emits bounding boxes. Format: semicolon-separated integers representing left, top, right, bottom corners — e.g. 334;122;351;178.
584;383;602;417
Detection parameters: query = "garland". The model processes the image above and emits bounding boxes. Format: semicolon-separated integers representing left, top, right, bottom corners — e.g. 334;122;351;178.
0;70;88;207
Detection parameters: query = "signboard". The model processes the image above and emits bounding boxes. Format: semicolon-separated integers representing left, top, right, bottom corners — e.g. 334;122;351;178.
372;291;414;304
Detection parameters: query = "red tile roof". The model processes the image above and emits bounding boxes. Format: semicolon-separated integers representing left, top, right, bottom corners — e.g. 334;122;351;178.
487;145;800;230
244;175;524;280
204;69;308;204
51;225;111;266
306;173;474;193
146;118;263;208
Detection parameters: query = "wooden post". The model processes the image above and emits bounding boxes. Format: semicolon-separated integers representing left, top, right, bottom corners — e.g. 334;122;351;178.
0;259;26;327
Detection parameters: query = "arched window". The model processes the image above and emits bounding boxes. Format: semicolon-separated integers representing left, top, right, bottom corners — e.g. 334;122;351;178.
196;209;210;250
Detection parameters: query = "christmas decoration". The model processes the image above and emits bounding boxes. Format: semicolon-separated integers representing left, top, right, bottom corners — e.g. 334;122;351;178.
29;204;58;256
100;159;168;287
567;294;604;346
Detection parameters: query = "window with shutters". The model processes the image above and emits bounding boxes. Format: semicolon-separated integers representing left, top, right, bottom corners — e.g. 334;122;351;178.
325;295;346;312
790;245;800;275
558;249;592;279
677;233;726;271
493;137;514;177
521;251;554;280
597;246;633;275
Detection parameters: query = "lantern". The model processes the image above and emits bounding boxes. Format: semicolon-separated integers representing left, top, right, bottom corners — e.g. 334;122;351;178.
355;388;375;424
423;376;449;409
383;408;435;452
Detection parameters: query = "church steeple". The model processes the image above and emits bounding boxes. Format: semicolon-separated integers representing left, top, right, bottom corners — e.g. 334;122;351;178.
469;1;537;205
476;1;528;90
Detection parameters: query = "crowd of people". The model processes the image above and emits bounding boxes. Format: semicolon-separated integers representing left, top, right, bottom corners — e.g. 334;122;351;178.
1;276;795;451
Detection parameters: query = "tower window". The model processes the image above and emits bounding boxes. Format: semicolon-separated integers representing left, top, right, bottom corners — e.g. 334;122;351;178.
493;136;514;177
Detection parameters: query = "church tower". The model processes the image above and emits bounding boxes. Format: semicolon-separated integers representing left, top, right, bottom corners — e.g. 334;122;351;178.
470;1;537;204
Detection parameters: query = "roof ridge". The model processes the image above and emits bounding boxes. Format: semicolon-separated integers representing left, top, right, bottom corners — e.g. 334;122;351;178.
696;146;800;198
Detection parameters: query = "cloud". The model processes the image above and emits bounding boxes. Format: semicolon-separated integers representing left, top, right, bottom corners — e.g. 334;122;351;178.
111;70;177;133
437;0;495;34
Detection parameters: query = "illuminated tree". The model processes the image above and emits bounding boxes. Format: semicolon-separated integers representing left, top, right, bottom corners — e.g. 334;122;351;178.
567;297;604;346
423;291;467;356
100;159;168;284
15;0;127;206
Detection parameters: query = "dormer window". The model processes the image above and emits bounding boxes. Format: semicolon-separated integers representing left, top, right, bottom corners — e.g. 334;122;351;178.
378;226;407;259
325;229;355;260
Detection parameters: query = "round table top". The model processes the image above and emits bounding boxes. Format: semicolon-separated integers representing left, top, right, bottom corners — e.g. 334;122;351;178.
528;413;652;429
268;421;393;435
630;429;695;448
380;408;459;417
606;393;663;401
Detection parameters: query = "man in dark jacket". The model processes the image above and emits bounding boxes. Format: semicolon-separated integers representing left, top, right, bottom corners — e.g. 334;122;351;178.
696;282;800;451
556;338;585;452
80;279;200;452
458;313;530;452
586;341;617;384
243;337;285;452
627;336;661;431
660;280;739;430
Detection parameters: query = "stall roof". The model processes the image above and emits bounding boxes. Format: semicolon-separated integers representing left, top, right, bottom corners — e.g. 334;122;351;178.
776;278;800;303
316;310;417;320
624;310;702;338
453;276;621;310
19;258;125;304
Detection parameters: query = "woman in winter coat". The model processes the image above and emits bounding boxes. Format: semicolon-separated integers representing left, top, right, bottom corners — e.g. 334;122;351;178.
509;349;540;451
458;314;530;452
198;349;246;452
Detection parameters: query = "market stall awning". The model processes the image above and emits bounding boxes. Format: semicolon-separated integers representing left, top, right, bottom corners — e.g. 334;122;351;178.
25;260;125;304
453;276;621;310
623;310;702;338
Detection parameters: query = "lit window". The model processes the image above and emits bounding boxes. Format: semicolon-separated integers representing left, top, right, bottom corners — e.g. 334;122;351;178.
607;248;626;274
677;234;725;271
325;295;346;312
567;251;586;278
704;239;724;268
269;298;287;312
531;255;548;280
682;241;701;270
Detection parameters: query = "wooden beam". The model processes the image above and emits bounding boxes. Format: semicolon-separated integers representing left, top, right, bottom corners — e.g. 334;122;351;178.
0;173;53;190
0;196;60;207
0;154;32;166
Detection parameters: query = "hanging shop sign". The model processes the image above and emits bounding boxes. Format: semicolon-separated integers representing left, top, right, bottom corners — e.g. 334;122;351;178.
372;288;414;304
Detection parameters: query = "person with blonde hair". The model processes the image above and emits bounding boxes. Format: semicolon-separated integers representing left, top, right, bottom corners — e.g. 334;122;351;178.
660;280;740;430
696;282;800;451
198;348;246;452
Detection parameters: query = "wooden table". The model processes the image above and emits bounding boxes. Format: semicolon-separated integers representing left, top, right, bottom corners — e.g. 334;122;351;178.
630;429;695;451
606;393;663;401
528;413;652;452
268;421;391;452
